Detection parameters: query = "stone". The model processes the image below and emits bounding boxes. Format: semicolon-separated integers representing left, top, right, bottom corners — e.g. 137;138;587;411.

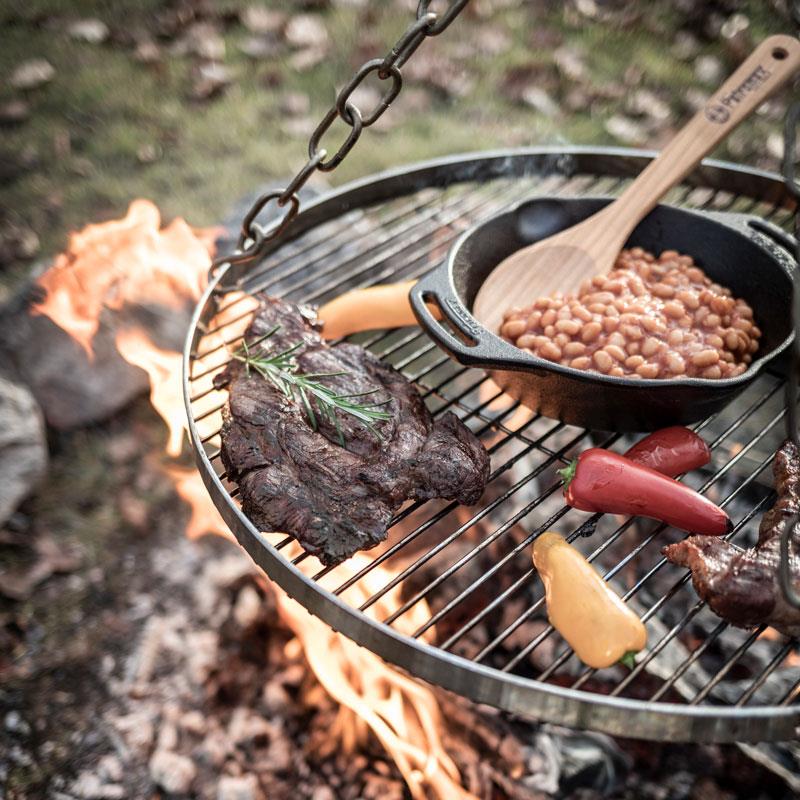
0;282;193;429
9;59;55;90
0;356;46;525
149;750;196;794
217;774;259;800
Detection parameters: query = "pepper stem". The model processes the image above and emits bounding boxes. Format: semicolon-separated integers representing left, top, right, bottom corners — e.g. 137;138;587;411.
619;650;637;670
557;458;578;488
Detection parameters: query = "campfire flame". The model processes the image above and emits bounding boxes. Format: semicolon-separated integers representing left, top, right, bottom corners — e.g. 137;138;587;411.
33;199;218;356
35;202;478;800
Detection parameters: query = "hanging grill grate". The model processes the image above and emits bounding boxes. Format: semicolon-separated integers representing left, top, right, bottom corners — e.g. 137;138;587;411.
183;148;800;743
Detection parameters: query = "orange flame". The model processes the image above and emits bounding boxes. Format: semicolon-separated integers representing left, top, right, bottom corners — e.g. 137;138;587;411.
116;330;187;457
35;201;477;799
33;199;218;356
276;554;477;800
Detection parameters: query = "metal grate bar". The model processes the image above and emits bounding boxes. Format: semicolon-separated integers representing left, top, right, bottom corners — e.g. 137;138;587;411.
198;185;465;342
650;619;729;702
736;640;796;706
396;434;620;634
691;626;766;704
370;424;579;619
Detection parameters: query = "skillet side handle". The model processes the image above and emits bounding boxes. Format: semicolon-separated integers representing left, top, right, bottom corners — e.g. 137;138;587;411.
747;218;798;261
409;269;485;366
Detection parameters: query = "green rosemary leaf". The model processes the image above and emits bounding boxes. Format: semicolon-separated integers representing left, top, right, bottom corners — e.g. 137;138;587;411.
231;333;392;447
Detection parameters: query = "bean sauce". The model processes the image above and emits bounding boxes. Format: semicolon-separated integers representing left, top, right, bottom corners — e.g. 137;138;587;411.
500;248;760;380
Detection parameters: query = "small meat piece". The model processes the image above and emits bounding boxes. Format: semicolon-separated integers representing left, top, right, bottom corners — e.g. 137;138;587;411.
663;440;800;637
214;294;489;566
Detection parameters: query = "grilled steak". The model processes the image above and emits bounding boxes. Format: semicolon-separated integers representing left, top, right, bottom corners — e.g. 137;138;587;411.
213;295;490;566
663;440;800;637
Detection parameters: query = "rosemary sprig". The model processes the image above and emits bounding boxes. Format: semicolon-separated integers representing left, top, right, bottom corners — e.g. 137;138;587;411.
231;327;392;446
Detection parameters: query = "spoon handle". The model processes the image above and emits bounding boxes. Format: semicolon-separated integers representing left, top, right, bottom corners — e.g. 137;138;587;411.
608;34;800;230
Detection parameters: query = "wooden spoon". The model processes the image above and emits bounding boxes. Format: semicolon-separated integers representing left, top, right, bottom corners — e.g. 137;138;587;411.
473;34;800;336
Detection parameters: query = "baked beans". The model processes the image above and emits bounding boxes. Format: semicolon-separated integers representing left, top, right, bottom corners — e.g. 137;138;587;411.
500;248;759;379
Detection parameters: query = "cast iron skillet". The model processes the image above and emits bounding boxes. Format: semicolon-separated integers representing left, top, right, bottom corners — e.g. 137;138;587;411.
409;197;795;431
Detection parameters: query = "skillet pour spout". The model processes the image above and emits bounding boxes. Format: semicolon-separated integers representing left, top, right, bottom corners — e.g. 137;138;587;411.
409;197;795;431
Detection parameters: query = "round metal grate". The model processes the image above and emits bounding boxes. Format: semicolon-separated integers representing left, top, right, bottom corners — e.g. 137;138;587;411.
183;147;800;743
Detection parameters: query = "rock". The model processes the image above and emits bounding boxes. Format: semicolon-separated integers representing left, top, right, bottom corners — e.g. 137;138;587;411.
227;707;272;746
311;788;336;800
720;13;751;61
0;359;46;526
9;59;55;90
0;99;30;125
0;290;190;429
149;750;196;795
217;774;259;800
70;771;125;799
136;142;160;164
289;47;328;72
68;19;110;44
626;89;671;124
694;55;724;86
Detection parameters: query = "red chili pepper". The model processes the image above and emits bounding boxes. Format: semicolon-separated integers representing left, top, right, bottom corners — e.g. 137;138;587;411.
560;449;732;536
624;426;711;478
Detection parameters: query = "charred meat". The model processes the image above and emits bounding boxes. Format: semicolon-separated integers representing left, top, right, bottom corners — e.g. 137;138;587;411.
663;440;800;638
213;295;490;566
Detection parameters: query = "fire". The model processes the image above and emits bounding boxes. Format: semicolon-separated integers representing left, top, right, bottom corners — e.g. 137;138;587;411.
33;199;218;356
37;202;477;799
116;330;187;457
275;556;477;800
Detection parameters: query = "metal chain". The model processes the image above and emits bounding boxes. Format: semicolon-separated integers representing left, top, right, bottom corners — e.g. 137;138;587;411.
209;0;470;282
779;101;800;609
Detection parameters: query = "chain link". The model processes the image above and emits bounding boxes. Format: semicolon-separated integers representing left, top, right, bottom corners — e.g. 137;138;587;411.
417;0;470;35
210;0;470;282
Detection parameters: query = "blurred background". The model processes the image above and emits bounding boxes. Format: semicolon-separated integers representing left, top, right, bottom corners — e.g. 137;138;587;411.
1;0;797;295
1;2;799;800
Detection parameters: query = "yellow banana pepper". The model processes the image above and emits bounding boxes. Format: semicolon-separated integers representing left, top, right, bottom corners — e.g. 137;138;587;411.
532;532;647;669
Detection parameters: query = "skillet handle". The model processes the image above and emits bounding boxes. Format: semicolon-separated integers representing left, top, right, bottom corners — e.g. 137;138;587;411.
409;268;485;366
747;217;798;260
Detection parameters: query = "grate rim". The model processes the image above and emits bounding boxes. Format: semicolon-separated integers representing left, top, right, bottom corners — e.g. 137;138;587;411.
183;147;799;743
